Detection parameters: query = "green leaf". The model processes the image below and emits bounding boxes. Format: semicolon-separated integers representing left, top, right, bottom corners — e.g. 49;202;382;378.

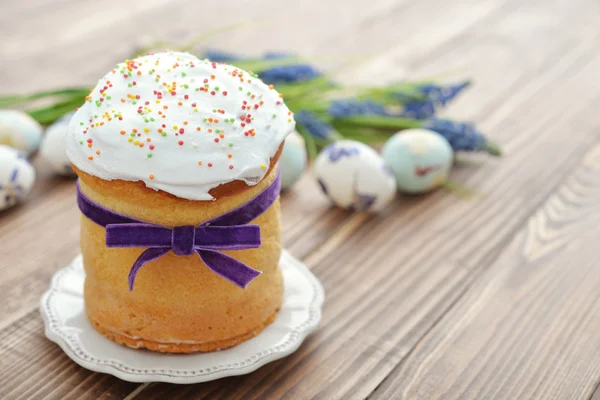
333;125;394;144
27;96;85;125
0;88;89;107
483;140;503;156
333;115;422;130
275;77;338;99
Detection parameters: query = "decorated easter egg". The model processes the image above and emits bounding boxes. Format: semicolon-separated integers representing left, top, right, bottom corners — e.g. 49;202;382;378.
0;110;43;156
280;130;308;190
315;140;396;211
40;111;76;176
0;145;36;211
381;129;453;194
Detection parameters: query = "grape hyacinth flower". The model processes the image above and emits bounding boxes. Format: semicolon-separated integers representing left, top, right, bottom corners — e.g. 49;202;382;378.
329;100;392;118
399;81;471;120
328;82;470;120
259;65;321;84
401;100;436;120
262;52;295;60
418;81;470;106
423;118;501;156
295;111;336;140
204;50;294;63
202;50;243;62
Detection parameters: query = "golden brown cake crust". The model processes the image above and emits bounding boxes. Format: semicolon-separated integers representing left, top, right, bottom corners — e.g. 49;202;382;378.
78;165;284;353
89;310;278;353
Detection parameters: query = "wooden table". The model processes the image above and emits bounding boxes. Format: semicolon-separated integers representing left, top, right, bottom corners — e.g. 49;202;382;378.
2;0;600;398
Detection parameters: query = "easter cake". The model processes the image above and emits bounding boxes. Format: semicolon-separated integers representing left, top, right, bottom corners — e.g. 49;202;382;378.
67;51;295;353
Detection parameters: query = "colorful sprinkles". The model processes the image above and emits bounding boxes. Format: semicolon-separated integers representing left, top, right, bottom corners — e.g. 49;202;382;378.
71;51;295;194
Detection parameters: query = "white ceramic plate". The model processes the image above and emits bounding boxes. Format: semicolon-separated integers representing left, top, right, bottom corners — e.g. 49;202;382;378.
39;250;324;384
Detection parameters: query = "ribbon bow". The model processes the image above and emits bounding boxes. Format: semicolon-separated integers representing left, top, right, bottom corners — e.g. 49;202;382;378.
77;172;281;291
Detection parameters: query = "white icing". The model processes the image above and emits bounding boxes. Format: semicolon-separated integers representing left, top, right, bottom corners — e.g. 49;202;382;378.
67;51;295;200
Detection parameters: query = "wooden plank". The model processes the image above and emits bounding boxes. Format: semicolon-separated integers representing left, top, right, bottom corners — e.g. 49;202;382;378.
0;313;140;400
371;143;600;399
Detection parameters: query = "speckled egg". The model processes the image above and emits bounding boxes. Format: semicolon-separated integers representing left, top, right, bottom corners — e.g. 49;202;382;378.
0;110;43;156
381;129;453;194
0;145;36;211
280;130;308;190
40;111;76;177
315;140;396;211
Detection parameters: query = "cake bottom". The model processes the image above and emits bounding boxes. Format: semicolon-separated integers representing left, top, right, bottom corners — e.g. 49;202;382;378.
88;309;279;353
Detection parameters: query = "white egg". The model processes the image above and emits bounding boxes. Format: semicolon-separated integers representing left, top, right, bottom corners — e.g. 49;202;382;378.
0;145;36;211
0;110;43;156
280;131;308;190
381;129;453;194
40;111;76;177
315;140;396;212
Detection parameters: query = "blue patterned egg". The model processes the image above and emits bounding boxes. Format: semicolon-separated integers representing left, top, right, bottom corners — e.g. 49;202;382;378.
40;111;76;177
381;129;453;194
315;140;396;212
0;145;36;211
0;110;43;156
280;131;307;190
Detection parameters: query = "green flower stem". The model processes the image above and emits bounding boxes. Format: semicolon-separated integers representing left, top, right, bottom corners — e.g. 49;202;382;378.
334;115;422;130
484;140;503;157
330;125;393;144
27;96;86;125
285;100;330;115
276;77;337;98
0;88;89;107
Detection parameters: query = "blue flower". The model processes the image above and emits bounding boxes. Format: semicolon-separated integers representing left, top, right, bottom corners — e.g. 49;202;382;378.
400;101;436;119
328;81;469;120
202;50;243;63
329;100;391;118
203;50;296;63
397;81;470;120
262;52;295;60
423;118;488;152
259;65;321;84
417;81;470;106
295;111;334;140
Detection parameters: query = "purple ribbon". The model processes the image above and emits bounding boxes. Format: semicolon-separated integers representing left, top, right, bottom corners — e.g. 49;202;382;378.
77;172;281;291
